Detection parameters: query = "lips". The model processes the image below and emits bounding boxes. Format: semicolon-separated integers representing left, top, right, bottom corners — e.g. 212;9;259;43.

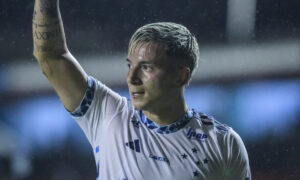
131;91;145;98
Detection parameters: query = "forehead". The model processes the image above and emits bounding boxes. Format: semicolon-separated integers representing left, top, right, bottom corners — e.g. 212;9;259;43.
128;42;169;64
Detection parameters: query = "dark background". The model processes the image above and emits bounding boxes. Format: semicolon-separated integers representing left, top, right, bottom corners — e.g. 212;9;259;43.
0;0;300;179
1;0;299;59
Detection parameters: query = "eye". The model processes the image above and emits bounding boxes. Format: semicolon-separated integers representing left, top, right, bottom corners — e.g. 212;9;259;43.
141;64;153;71
127;63;132;69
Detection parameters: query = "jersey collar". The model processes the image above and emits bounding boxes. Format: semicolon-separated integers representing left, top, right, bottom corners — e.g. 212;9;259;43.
138;110;194;134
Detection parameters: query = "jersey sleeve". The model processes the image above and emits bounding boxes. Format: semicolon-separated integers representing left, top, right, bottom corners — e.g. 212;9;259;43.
224;129;252;180
70;76;128;145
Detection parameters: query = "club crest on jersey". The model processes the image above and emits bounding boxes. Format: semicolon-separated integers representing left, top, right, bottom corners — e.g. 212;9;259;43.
186;128;208;141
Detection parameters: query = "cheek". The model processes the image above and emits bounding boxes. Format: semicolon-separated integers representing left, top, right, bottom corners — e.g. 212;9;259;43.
141;71;153;81
141;75;160;92
142;70;174;90
145;75;170;93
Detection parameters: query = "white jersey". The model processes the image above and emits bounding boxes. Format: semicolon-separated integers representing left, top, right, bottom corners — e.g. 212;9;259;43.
71;76;251;180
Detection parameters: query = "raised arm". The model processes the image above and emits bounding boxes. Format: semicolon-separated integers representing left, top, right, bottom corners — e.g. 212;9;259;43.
33;0;88;112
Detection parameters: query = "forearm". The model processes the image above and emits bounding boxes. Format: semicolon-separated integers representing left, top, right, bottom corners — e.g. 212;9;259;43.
32;0;67;60
32;0;88;111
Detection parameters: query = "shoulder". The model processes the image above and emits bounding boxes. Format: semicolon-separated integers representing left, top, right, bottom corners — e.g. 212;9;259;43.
195;111;245;147
192;111;231;135
192;110;246;150
71;76;129;117
71;76;96;117
191;111;251;178
197;112;249;164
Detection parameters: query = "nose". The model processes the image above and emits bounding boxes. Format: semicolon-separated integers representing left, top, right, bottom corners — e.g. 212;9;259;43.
127;66;142;85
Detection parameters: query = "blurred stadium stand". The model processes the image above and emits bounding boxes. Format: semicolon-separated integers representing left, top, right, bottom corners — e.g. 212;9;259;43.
0;0;299;179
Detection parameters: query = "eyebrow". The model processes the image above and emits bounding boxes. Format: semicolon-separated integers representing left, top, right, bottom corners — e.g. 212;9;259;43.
126;58;154;65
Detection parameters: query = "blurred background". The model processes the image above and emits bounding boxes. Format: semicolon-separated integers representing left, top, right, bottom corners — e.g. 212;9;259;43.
0;0;300;179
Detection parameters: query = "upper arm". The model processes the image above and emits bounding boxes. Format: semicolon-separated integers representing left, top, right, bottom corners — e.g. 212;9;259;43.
224;129;251;180
71;77;128;143
36;51;88;112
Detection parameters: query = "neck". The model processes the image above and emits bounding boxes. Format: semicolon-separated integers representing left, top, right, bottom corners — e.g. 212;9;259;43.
143;94;188;126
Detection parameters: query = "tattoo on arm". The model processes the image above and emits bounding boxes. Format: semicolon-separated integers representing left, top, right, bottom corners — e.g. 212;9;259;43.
33;21;59;28
39;0;57;17
33;28;60;40
33;0;66;54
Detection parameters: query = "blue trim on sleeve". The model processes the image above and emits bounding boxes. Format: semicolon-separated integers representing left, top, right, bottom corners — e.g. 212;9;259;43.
70;76;96;117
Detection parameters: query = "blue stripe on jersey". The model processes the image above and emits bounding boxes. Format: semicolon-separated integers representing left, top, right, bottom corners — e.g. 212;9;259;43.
71;76;96;117
95;145;99;153
134;139;140;152
95;145;100;179
138;109;193;134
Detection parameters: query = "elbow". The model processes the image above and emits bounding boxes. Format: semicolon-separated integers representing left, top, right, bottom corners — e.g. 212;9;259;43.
33;44;69;62
33;51;43;62
33;48;51;63
33;54;54;78
32;50;73;78
32;50;55;78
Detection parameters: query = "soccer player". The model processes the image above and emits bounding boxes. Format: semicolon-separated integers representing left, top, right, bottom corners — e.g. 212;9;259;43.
32;0;251;179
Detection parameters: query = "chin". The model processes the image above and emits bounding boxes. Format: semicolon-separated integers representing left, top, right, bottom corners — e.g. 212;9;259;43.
131;101;145;110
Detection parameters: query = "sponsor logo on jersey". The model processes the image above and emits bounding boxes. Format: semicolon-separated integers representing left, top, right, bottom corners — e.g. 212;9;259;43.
125;139;141;153
186;128;208;141
148;154;169;163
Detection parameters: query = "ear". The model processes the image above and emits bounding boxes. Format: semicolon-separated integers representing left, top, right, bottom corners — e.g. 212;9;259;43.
175;66;191;87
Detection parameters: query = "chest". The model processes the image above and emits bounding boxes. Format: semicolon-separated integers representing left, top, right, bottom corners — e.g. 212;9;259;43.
94;116;225;179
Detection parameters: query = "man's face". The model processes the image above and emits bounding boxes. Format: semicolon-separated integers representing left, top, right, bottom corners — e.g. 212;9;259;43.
126;42;179;111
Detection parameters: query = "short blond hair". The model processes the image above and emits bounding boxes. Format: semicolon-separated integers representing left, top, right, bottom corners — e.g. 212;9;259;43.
128;22;199;76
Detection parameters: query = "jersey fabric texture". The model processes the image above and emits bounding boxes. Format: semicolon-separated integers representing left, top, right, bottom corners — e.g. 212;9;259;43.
70;76;251;180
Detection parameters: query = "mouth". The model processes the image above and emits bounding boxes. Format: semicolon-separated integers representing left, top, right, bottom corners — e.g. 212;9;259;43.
131;91;145;98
